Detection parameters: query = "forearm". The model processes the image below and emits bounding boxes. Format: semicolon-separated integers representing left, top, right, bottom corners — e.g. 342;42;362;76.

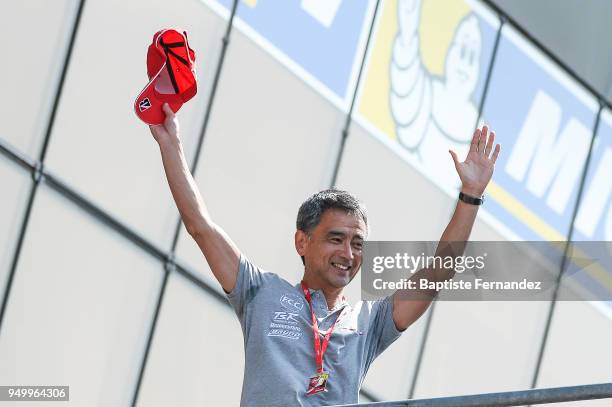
406;195;477;278
157;137;212;235
392;199;480;329
439;196;479;242
431;192;480;281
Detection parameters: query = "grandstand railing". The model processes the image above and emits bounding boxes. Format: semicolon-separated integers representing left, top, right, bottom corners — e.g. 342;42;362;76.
330;382;612;406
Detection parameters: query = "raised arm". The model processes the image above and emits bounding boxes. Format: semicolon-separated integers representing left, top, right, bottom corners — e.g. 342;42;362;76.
392;126;501;331
150;103;240;293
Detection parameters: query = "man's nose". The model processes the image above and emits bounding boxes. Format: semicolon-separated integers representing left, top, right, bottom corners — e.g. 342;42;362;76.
341;241;354;261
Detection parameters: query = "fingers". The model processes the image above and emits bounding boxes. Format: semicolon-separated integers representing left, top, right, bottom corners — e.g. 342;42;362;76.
477;125;488;153
469;128;481;153
484;131;495;157
491;144;501;163
162;103;177;131
162;103;175;119
473;125;499;162
449;149;460;171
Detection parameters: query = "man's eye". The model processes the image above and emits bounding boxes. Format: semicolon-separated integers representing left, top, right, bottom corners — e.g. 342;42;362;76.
331;238;342;244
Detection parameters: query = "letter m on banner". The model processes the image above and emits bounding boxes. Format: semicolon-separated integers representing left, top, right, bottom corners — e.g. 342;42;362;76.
505;90;591;215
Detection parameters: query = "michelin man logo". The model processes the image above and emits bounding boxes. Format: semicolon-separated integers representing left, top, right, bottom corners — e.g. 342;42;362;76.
390;0;482;188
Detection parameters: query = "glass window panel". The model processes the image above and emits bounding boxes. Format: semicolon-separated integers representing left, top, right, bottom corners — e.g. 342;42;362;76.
175;26;346;291
480;24;598;241
361;310;430;401
353;0;499;198
0;0;77;158
0;184;163;406
536;301;612;407
209;0;376;108
44;0;228;249
414;301;549;397
570;109;612;240
0;156;31;308
136;272;243;406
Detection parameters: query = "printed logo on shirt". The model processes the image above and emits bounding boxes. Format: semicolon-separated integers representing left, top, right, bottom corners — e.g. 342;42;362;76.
272;311;299;324
267;310;303;340
267;328;302;340
279;293;304;312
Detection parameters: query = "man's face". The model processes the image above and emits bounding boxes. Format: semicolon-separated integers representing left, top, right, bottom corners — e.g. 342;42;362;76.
296;209;367;289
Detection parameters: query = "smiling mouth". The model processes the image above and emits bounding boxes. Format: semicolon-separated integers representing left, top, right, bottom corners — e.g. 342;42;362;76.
331;262;351;271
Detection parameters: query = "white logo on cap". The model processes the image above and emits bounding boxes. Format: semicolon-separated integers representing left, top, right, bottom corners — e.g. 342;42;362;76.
139;98;152;112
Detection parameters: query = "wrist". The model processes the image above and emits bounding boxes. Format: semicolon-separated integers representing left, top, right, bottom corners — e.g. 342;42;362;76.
157;134;181;150
460;186;484;197
458;191;484;206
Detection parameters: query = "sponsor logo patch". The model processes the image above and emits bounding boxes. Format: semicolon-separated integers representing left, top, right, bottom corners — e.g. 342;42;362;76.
267;309;303;340
267;328;302;340
280;293;304;311
273;311;299;324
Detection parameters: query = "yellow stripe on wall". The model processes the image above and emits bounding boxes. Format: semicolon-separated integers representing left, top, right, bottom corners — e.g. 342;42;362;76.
487;181;566;241
488;182;612;291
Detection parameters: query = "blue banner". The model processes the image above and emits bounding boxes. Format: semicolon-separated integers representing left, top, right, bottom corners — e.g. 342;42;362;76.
208;0;373;104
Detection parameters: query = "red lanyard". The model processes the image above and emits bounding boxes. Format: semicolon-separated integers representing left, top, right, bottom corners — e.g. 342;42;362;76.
301;281;346;373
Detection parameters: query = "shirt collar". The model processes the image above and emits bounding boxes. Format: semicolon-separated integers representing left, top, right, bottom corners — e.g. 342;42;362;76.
294;283;350;312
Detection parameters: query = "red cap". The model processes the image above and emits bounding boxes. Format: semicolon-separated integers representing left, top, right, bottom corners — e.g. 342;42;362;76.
134;29;197;125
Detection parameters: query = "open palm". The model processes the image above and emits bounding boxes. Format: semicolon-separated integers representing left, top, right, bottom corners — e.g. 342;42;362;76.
449;126;501;197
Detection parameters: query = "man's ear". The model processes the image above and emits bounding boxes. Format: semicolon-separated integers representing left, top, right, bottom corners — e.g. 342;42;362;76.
295;230;309;257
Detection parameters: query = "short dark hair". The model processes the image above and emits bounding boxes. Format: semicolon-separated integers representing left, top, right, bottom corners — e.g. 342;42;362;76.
296;189;368;265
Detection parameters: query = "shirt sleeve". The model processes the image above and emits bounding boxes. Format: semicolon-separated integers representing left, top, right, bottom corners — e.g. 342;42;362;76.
363;295;403;369
225;254;267;318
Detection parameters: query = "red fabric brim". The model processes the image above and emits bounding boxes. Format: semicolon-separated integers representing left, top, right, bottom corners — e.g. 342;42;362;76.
134;61;184;125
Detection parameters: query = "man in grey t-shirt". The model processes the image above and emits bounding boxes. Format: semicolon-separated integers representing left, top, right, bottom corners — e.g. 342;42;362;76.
150;103;500;405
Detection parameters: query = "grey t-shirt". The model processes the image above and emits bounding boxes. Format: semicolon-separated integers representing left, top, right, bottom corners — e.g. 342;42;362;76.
226;255;403;406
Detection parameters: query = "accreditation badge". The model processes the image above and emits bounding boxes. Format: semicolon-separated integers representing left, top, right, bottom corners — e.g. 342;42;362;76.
306;371;329;396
